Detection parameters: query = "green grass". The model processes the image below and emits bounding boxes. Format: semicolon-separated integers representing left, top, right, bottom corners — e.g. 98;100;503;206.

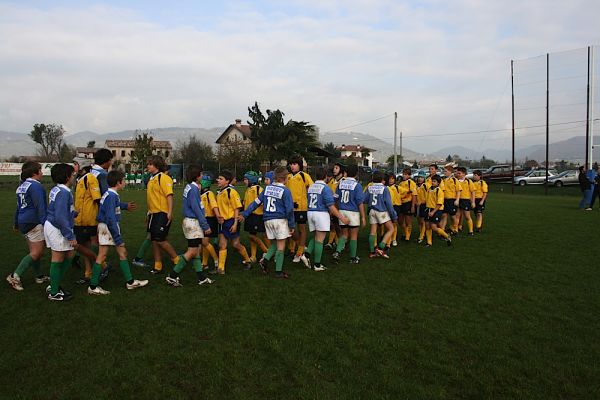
0;186;599;399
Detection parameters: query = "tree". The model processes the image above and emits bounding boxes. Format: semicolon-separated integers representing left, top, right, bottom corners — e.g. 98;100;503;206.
173;135;216;170
59;143;76;162
386;154;404;167
86;140;96;148
216;137;251;176
446;154;453;163
247;101;319;167
323;142;341;162
29;123;65;161
130;130;156;168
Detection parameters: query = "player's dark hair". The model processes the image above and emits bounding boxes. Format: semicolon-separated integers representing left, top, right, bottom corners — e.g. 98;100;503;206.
334;162;346;175
372;171;383;183
385;173;395;186
402;167;412;175
473;170;482;177
107;170;125;187
431;175;442;183
288;154;303;170
20;161;42;182
314;167;327;181
147;155;167;172
444;165;454;173
429;164;438;170
416;176;425;185
456;166;467;174
186;165;202;184
94;148;113;165
219;170;233;184
50;163;74;184
346;164;358;177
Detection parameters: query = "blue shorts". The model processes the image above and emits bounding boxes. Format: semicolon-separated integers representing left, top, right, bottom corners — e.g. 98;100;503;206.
219;218;240;239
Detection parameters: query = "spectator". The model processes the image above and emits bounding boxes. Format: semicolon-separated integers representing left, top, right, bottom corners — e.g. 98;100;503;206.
579;166;592;209
589;164;600;210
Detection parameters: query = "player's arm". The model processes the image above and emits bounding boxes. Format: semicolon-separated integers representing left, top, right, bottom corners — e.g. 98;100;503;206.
241;191;263;220
33;185;47;224
192;190;210;232
384;189;397;220
284;190;296;231
106;195;124;246
469;182;475;206
481;182;488;205
55;191;76;242
454;180;461;206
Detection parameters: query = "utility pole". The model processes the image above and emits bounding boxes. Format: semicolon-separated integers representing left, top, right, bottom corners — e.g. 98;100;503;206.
393;112;398;175
400;130;403;169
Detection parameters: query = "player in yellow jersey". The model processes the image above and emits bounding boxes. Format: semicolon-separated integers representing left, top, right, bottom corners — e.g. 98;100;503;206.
472;170;488;232
324;164;344;250
242;171;269;263
415;176;427;243
285;155;313;266
386;173;401;247
441;165;460;234
398;168;417;242
145;156;181;274
424;175;452;247
199;176;220;270
215;170;252;274
455;167;475;235
425;164;445;191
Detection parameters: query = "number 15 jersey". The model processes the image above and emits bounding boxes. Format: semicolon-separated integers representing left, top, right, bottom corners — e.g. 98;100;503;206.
242;183;295;228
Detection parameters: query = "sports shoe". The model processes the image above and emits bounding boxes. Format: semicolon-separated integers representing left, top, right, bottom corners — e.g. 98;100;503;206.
47;285;71;296
35;275;50;284
198;277;214;285
249;257;257;263
131;258;150;268
324;243;334;250
299;254;311;268
88;286;110;295
217;269;225;275
126;279;149;290
149;268;163;275
48;292;70;301
331;251;341;261
392;240;398;247
375;248;389;259
467;232;474;236
417;238;424;244
208;267;218;275
6;274;23;291
258;257;269;274
313;264;327;272
585;207;593;211
292;254;301;263
369;252;377;258
243;260;253;271
165;276;182;287
349;257;360;264
474;227;481;233
446;237;453;247
274;271;289;279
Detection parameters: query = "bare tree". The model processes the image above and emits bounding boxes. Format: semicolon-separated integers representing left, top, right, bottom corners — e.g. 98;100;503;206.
29;123;65;161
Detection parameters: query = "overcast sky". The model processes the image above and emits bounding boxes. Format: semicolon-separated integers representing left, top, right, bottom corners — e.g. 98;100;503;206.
1;0;599;153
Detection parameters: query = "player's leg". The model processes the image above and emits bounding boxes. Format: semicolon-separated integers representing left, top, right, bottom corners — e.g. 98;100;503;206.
232;236;251;265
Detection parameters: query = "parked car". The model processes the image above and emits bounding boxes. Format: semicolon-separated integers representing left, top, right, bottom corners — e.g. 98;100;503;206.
482;164;527;182
546;170;579;187
412;168;429;180
513;169;558;185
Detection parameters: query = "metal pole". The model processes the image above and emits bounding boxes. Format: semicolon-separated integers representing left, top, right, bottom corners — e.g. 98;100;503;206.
511;59;515;194
400;131;403;168
586;46;591;169
393;112;397;175
591;46;596;167
545;53;549;195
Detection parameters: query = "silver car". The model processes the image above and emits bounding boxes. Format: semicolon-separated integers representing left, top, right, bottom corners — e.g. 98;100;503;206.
546;170;579;187
513;169;558;185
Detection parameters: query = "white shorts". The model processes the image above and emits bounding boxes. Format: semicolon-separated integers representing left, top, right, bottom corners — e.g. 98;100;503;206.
24;224;45;243
307;211;330;232
182;217;204;239
97;223;120;246
264;219;291;240
44;221;74;252
136;179;142;184
339;210;360;227
369;209;391;225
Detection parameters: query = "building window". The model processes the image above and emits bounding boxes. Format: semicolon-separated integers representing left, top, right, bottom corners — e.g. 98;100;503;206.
112;150;116;157
121;150;126;157
165;151;170;158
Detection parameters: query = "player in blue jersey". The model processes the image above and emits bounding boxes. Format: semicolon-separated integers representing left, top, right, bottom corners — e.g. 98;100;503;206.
305;168;349;271
7;162;49;291
364;171;398;259
89;170;149;295
44;164;77;301
165;165;214;287
332;164;366;264
239;166;295;279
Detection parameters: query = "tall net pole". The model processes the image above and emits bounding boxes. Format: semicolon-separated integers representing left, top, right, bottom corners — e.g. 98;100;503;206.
511;59;515;194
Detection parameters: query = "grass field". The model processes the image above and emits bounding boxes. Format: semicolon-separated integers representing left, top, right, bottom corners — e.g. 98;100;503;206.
1;184;599;399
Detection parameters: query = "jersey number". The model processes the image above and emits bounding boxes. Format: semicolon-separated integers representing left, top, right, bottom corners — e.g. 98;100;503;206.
19;194;28;209
309;193;318;209
266;197;277;212
341;190;350;204
371;194;378;206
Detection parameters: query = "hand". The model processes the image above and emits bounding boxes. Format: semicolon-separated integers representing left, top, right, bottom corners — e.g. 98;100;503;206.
127;201;137;211
429;211;434;217
361;218;366;228
454;200;459;207
471;202;475;209
480;201;485;206
411;206;415;214
205;228;212;236
217;216;224;225
340;216;350;225
69;239;78;247
289;228;295;236
167;213;172;224
237;215;245;223
229;223;237;233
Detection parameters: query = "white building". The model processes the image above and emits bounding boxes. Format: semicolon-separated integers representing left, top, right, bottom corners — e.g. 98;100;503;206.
337;144;375;167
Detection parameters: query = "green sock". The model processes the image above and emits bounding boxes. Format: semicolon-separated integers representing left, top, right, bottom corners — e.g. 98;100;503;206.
349;240;358;258
135;239;151;259
265;243;277;261
192;257;202;273
275;250;284;272
31;259;42;276
335;236;347;252
60;257;73;281
50;262;62;295
378;241;387;250
14;254;33;278
306;239;314;256
119;260;133;282
174;255;188;274
314;241;324;264
90;263;102;287
368;235;377;252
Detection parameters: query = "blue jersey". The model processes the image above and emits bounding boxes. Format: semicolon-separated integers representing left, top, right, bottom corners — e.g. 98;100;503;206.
97;189;124;245
91;165;129;210
336;178;364;212
243;183;295;228
182;182;210;231
46;184;76;241
364;183;397;219
307;181;335;212
14;178;47;231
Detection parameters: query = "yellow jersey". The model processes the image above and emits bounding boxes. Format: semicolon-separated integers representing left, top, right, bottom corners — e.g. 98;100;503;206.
201;190;218;218
388;184;402;206
398;179;417;204
147;172;174;214
425;175;445;191
458;178;475;200
473;180;488;199
243;184;264;215
286;171;313;211
442;176;459;199
74;172;101;226
217;185;243;220
416;184;427;204
426;186;445;210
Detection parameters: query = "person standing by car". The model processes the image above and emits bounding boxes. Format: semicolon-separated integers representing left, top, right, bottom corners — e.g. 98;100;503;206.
579;165;593;210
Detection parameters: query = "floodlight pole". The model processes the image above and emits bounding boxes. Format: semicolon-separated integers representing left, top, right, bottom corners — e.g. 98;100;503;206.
545;53;549;195
511;59;515;195
586;46;591;169
393;112;398;175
